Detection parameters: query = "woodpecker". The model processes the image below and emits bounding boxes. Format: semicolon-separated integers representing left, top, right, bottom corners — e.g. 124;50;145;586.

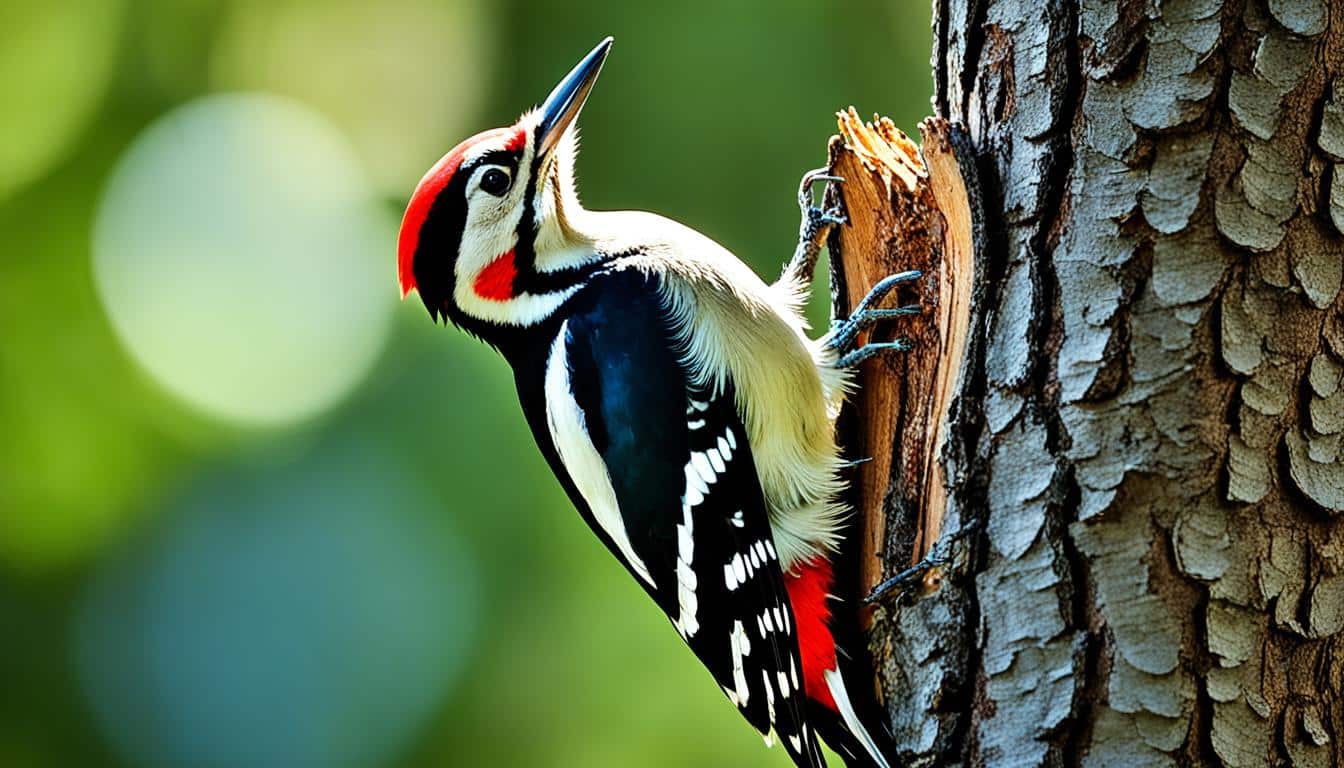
397;38;919;767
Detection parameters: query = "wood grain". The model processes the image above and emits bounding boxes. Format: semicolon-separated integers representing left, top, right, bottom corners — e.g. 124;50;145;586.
825;110;977;603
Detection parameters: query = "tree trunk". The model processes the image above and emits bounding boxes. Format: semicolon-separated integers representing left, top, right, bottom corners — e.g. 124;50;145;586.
832;0;1344;765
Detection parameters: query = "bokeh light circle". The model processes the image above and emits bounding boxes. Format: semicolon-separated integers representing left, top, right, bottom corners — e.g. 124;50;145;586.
93;94;394;427
0;0;121;199
74;446;477;768
211;0;493;191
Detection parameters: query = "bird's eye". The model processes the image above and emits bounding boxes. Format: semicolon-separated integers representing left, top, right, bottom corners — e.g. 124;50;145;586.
480;168;511;197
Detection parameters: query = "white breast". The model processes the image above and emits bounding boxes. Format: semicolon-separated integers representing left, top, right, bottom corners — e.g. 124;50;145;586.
543;321;656;587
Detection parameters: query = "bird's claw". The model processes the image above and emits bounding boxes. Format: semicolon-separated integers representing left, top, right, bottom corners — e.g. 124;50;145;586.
863;554;947;606
826;270;923;366
798;168;844;210
864;519;980;605
833;340;913;369
798;168;847;239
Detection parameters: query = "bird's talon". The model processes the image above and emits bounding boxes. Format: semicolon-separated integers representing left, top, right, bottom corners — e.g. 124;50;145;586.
865;519;982;604
863;557;945;605
833;339;913;369
825;270;924;361
798;168;844;212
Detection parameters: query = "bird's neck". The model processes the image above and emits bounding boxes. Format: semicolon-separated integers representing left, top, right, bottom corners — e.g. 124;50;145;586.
533;167;631;273
532;139;630;258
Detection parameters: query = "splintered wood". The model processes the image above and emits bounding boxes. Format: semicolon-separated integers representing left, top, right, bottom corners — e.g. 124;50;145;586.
826;109;976;603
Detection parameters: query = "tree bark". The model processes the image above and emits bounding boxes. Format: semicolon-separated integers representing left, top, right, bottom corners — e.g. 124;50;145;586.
831;0;1344;765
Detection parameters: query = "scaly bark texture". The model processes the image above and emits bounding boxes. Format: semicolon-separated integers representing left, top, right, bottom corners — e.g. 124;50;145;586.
849;0;1344;764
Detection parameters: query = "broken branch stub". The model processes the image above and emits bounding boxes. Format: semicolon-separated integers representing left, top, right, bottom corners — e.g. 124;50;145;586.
826;110;978;603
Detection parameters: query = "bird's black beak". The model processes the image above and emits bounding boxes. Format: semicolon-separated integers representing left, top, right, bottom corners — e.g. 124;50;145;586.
536;37;612;160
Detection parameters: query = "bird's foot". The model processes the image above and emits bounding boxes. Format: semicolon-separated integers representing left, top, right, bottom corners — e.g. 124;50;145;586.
780;168;847;287
832;339;913;369
826;270;922;368
798;167;848;238
864;520;979;605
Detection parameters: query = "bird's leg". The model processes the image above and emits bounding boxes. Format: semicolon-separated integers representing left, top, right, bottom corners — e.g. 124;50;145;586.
777;168;847;291
863;519;980;605
825;270;922;368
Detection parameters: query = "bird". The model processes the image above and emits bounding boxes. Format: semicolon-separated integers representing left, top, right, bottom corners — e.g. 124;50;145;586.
396;37;920;767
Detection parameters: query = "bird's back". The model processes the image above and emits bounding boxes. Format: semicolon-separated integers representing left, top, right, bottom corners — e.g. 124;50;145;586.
578;208;852;571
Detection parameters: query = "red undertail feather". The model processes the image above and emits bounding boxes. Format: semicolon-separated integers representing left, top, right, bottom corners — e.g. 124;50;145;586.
785;555;838;711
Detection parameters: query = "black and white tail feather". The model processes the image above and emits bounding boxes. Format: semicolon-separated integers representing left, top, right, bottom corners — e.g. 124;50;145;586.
682;388;825;766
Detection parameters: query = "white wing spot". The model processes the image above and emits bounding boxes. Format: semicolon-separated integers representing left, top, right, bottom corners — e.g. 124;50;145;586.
690;451;716;485
677;514;694;563
674;498;698;638
677;561;697;590
732;553;747;584
730;620;752;707
761;669;777;726
725;563;739;591
724;427;737;450
717;435;734;461
688;418;706;430
778;670;792;696
685;462;708;497
706;446;727;473
762;608;775;633
683;464;706;508
731;510;745;528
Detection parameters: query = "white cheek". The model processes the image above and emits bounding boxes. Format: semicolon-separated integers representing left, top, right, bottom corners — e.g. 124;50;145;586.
455;192;522;279
450;155;582;326
452;187;583;327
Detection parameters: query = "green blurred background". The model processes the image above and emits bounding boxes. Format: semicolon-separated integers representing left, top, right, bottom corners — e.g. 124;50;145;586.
0;1;931;765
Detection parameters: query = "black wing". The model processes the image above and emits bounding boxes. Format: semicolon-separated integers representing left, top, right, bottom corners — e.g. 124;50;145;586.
559;269;826;767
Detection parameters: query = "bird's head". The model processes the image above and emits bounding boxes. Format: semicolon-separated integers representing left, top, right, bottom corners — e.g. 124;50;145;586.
397;37;612;328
